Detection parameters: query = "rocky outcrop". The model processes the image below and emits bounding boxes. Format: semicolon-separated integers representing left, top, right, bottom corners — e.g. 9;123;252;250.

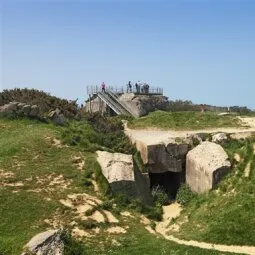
22;229;63;255
0;102;66;125
186;141;231;193
48;108;66;125
118;93;168;117
96;151;152;204
0;102;40;118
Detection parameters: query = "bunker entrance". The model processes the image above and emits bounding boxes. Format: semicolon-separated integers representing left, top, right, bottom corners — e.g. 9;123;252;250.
149;171;185;200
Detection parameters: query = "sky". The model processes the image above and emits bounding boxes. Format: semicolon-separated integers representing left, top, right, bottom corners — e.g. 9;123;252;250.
0;0;254;108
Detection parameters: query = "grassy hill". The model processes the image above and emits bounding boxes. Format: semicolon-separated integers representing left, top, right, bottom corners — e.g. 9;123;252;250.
0;117;235;255
128;111;241;130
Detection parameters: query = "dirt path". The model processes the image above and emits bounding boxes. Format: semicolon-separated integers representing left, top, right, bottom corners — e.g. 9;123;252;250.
125;117;255;145
155;203;255;255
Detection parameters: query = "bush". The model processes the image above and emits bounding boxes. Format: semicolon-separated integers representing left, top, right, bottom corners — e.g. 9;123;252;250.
151;185;169;206
114;193;163;221
61;231;87;255
143;205;163;221
0;88;79;118
83;179;93;187
80;219;98;229
100;200;113;210
176;184;196;205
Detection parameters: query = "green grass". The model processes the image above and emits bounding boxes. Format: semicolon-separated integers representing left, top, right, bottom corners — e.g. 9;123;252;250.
0;118;94;254
168;139;255;246
128;111;241;130
0;117;248;254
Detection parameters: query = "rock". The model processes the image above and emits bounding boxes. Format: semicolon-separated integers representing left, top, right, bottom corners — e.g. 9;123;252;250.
30;105;40;117
96;151;152;204
186;141;231;193
212;133;228;143
0;102;19;114
48;109;66;125
22;229;64;255
18;103;26;108
188;134;203;146
0;102;42;119
22;105;31;115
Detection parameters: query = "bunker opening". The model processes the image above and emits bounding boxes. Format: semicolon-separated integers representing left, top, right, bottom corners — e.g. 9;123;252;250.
149;171;185;200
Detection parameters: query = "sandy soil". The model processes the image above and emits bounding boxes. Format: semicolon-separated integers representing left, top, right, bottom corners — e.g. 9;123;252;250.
154;203;255;255
125;117;255;145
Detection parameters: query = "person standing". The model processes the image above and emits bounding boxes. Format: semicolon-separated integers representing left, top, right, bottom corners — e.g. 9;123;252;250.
101;82;106;93
128;81;132;93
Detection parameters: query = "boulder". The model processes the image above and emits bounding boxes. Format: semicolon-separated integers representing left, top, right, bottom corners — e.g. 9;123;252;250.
48;109;66;125
22;229;64;255
186;141;231;193
212;133;228;144
96;151;152;204
0;102;19;114
30;105;40;117
22;105;31;115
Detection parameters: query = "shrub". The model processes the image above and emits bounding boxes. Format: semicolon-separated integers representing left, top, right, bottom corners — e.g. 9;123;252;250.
83;179;93;187
80;219;98;229
0;88;79;118
143;205;163;221
100;200;113;210
61;231;87;255
176;184;196;205
151;185;169;206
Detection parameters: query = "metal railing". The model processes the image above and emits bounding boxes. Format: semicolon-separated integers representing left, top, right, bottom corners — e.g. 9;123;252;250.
87;85;163;95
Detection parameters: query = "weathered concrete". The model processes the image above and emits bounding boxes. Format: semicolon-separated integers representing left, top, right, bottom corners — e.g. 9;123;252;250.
118;93;168;117
84;96;107;113
96;151;152;204
85;93;168;117
186;141;231;193
136;140;189;173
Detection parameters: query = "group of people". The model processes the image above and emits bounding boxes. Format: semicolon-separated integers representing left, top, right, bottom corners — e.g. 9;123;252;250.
127;81;150;94
100;81;150;94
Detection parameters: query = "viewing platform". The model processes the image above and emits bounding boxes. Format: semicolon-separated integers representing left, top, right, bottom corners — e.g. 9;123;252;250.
87;84;164;96
85;84;166;118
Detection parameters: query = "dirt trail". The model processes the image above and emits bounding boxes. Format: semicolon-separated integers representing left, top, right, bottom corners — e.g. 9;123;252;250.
155;203;255;255
125;117;255;145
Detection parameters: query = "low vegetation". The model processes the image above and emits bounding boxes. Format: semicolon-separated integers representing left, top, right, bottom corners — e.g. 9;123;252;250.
168;138;255;246
128;111;241;130
167;99;251;114
0;117;233;255
0;88;79;118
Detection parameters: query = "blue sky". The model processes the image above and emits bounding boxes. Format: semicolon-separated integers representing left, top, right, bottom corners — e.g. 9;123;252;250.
1;0;254;108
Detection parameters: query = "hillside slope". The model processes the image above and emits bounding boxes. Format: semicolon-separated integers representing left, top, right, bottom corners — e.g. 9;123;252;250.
0;118;233;255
